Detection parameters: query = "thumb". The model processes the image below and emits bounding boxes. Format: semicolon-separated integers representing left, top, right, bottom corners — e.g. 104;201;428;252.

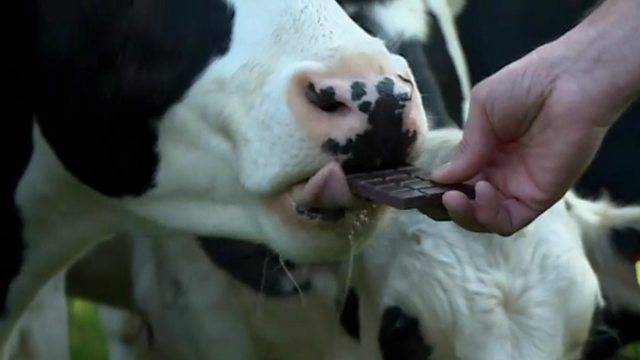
432;90;497;184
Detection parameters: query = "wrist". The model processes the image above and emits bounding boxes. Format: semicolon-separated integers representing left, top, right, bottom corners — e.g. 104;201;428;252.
544;0;640;127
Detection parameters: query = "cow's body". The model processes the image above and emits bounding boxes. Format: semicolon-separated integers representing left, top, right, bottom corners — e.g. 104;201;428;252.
5;0;437;354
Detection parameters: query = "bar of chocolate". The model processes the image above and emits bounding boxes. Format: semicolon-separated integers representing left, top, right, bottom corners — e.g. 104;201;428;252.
346;165;475;220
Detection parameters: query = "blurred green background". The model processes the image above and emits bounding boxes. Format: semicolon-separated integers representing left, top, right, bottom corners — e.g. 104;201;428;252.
69;299;108;360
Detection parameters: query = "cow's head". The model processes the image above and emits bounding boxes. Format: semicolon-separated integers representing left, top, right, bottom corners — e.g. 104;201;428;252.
361;186;640;360
366;205;602;360
352;130;629;359
35;0;429;262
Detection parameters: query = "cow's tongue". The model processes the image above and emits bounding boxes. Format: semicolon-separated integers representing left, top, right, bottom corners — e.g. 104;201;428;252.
292;161;352;209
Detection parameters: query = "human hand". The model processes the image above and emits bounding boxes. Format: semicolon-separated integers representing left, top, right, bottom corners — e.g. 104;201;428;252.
430;0;640;235
431;46;613;235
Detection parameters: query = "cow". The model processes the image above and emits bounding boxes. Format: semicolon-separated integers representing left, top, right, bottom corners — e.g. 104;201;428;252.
70;128;640;359
5;0;437;356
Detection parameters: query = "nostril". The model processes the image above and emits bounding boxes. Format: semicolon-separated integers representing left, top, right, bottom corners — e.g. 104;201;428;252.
397;74;414;100
397;73;412;85
305;83;349;114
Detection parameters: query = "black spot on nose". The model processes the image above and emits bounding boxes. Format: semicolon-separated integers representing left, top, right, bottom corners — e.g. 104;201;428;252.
322;77;417;173
358;101;372;114
379;306;432;360
351;81;367;101
306;84;348;113
376;77;395;95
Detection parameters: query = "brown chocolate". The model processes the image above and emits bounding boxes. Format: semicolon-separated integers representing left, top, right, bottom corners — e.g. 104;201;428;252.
346;165;475;220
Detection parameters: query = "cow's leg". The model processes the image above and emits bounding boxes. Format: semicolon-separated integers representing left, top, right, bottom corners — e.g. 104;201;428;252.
0;226;109;357
6;273;69;360
1;127;124;356
0;203;117;356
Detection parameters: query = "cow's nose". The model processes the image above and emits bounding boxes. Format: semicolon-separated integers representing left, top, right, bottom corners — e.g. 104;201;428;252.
289;66;426;173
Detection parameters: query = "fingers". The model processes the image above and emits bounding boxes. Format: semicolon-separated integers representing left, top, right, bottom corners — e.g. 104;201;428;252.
473;181;514;236
440;181;539;236
441;190;488;233
432;87;498;184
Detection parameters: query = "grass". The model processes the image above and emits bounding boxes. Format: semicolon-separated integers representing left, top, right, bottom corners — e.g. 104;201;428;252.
625;343;640;359
68;299;108;360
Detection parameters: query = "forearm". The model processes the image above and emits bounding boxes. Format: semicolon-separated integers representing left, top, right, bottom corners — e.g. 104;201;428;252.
546;0;640;127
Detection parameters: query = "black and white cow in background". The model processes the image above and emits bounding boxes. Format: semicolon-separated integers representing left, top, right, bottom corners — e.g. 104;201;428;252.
5;0;441;356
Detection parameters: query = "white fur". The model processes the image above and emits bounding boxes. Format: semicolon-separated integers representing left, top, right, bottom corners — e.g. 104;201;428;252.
369;0;429;42
97;305;149;360
359;203;600;360
6;274;69;360
428;0;472;117
131;235;359;360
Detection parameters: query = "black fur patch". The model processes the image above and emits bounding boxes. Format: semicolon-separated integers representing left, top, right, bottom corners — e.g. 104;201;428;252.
2;0;37;316
339;287;361;340
322;77;417;173
33;0;234;197
582;307;623;360
306;84;346;113
358;101;372;114
583;303;640;359
1;122;32;317
351;81;367;102
603;309;640;351
197;237;311;297
379;306;432;360
610;228;640;263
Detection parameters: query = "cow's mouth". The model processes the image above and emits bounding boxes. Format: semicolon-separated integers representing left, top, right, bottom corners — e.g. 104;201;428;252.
289;161;353;222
